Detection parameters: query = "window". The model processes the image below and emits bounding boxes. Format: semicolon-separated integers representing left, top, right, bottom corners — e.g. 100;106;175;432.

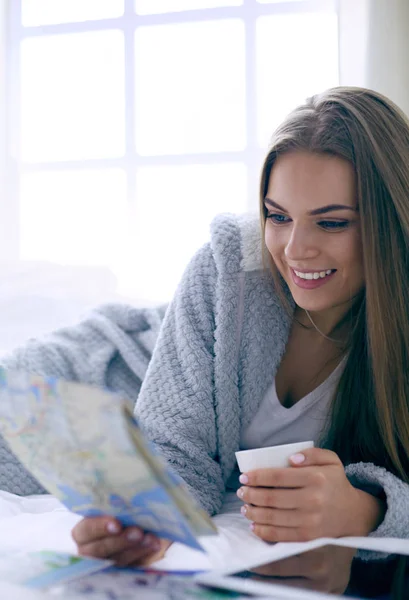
6;0;339;302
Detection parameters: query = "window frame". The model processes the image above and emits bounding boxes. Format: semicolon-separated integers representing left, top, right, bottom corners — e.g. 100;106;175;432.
5;0;338;264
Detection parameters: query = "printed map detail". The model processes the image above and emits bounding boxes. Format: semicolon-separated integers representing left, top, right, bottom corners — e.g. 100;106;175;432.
0;550;109;589
0;369;217;550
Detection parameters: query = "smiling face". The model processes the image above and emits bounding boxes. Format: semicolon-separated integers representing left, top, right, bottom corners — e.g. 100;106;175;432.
264;151;364;324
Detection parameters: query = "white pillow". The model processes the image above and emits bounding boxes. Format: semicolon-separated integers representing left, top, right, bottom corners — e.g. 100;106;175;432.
0;261;131;354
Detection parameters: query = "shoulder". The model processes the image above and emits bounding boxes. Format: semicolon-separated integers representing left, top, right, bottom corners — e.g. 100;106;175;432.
162;212;270;326
209;212;264;275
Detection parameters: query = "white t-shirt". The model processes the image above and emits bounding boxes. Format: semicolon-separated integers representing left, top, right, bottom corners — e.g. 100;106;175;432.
225;358;346;493
240;357;346;450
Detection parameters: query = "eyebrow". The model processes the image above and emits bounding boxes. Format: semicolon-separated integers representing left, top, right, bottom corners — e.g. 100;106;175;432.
264;197;358;216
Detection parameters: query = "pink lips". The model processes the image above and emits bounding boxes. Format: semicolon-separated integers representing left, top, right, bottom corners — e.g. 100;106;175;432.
290;268;336;289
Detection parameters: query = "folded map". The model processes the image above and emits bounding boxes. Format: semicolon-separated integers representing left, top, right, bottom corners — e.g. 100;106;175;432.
0;368;217;551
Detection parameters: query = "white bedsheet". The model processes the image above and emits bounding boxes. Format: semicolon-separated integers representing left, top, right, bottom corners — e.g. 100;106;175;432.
1;489;408;572
0;490;318;574
0;491;272;568
0;490;409;599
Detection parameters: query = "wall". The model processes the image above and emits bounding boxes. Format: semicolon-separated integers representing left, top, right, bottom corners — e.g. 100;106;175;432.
0;0;17;261
339;0;409;117
0;1;6;256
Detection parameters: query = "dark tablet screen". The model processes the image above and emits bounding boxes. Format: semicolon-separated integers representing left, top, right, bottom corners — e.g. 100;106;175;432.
229;544;409;598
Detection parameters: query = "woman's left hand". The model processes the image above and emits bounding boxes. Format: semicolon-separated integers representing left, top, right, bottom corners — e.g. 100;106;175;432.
237;448;386;543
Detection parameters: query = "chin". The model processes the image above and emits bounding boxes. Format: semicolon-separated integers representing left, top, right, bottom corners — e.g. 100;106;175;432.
290;292;335;313
295;302;332;313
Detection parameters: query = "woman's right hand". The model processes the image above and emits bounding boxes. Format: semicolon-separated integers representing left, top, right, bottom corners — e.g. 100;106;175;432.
72;517;172;567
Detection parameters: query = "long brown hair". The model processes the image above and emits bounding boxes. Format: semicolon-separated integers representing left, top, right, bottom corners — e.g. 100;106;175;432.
260;87;409;481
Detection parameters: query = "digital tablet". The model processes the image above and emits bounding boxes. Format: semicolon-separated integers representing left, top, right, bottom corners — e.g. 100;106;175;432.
196;543;409;599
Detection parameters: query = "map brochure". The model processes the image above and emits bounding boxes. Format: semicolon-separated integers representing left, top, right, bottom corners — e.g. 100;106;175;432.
0;550;244;599
0;550;110;590
0;368;218;551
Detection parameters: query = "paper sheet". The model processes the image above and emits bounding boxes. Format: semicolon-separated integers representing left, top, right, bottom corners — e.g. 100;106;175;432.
0;582;53;599
2;489;408;576
0;369;216;551
0;551;110;589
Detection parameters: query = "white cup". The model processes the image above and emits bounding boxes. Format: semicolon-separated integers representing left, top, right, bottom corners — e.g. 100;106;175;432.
235;441;314;473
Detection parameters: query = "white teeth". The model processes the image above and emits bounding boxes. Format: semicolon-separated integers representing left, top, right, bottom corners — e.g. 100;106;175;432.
294;269;333;280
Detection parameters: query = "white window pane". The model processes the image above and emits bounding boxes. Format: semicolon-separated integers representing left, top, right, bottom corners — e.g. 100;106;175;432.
257;0;304;3
135;0;242;14
21;31;125;162
257;13;338;147
20;170;127;269
22;0;124;27
122;163;247;301
135;20;246;155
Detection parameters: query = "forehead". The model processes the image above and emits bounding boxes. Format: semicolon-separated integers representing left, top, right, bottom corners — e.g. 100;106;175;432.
267;151;357;209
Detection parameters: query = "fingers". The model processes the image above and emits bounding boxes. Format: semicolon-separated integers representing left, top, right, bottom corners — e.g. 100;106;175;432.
240;467;320;489
78;529;155;560
72;517;126;545
110;538;172;568
244;501;325;542
241;505;301;528
237;485;309;509
127;539;172;567
289;448;341;468
112;547;159;568
250;522;315;543
72;518;173;568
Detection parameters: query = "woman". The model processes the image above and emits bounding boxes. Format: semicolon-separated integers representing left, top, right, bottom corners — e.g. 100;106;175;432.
3;87;409;567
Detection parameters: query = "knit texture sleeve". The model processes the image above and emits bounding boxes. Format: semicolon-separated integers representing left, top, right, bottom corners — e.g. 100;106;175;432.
135;243;224;517
0;319;109;496
1;323;99;382
346;462;409;540
0;304;165;496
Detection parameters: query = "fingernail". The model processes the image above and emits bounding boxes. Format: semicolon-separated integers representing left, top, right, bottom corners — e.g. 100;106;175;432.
141;536;155;547
237;488;244;499
152;541;161;552
239;474;249;484
127;529;143;542
250;523;255;531
240;505;247;516
107;522;121;534
290;453;306;464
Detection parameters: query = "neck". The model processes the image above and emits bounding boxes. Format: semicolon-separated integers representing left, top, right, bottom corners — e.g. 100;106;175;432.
294;303;353;342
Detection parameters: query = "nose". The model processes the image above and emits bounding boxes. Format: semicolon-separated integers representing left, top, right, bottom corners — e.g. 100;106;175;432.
284;223;319;262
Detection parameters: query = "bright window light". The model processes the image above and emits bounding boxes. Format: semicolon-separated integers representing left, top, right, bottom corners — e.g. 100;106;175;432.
7;1;339;302
22;0;124;26
135;0;242;15
135;20;246;156
20;170;128;269
256;12;339;148
122;163;247;300
21;31;125;162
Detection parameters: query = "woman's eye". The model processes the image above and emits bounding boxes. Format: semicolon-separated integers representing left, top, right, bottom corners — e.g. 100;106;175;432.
318;220;349;230
266;214;350;230
266;213;290;224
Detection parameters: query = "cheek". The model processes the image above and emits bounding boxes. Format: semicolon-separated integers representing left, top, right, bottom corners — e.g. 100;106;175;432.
337;234;364;280
264;226;282;259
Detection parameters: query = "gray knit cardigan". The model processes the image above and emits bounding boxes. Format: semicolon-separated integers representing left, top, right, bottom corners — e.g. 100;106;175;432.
1;213;409;541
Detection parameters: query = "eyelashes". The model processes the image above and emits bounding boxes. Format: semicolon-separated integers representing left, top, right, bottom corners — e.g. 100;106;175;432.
265;213;350;231
318;220;350;230
267;214;289;224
